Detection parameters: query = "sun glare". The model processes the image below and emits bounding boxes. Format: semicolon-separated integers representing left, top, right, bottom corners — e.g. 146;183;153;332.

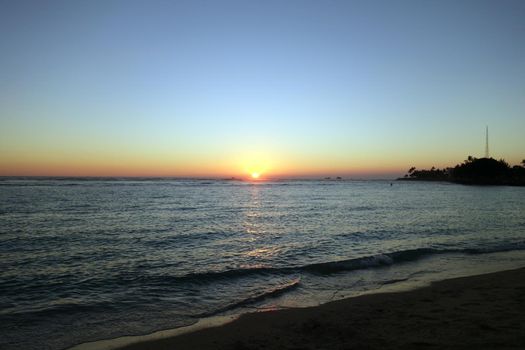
251;172;260;179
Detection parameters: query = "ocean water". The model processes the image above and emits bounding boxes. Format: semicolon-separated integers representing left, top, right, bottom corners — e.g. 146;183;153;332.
1;178;525;350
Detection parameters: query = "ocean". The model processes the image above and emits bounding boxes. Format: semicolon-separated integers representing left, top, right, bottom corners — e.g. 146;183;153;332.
1;178;525;350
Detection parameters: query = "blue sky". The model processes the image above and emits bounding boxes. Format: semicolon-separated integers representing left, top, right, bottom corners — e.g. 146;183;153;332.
1;0;524;176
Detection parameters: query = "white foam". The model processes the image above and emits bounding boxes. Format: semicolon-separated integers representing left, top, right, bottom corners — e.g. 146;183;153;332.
67;314;238;350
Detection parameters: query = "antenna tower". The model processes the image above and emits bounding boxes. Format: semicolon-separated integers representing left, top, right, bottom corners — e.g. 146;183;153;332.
485;126;489;158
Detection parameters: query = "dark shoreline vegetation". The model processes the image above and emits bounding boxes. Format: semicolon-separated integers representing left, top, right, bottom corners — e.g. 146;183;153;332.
399;156;525;186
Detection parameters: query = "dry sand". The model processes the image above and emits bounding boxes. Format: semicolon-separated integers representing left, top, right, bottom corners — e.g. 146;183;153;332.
119;268;525;350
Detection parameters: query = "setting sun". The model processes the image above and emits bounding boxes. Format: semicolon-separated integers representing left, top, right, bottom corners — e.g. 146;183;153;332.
251;172;260;179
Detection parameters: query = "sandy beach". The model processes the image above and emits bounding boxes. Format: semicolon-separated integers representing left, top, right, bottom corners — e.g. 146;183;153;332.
119;267;525;350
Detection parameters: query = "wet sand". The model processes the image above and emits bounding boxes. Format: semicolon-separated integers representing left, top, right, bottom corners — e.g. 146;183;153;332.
120;267;525;350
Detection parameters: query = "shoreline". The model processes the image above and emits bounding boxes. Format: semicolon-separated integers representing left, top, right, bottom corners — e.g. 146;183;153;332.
74;266;525;350
68;315;239;350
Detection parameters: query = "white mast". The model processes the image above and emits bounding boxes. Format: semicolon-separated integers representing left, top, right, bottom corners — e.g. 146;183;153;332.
485;126;489;158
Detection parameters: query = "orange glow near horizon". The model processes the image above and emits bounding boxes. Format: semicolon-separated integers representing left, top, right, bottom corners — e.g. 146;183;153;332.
0;154;425;178
0;148;468;178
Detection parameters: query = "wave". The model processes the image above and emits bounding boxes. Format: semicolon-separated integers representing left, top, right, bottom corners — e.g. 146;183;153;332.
175;248;442;282
303;253;395;274
162;244;525;284
197;278;301;317
8;245;523;313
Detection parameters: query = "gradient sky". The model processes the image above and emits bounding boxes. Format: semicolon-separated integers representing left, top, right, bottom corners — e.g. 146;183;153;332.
1;0;524;178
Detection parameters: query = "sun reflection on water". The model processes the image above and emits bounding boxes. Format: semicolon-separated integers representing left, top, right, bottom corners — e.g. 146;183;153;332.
243;185;263;235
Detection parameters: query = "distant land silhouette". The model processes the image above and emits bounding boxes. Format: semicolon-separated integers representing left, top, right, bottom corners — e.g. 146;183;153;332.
399;157;525;186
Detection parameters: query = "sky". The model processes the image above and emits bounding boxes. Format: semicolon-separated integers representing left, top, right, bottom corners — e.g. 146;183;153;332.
1;0;524;178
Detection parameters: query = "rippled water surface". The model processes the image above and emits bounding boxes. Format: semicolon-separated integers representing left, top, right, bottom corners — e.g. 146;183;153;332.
1;179;524;349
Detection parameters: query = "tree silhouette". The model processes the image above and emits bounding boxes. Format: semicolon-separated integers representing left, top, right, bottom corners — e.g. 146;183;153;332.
400;156;525;185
